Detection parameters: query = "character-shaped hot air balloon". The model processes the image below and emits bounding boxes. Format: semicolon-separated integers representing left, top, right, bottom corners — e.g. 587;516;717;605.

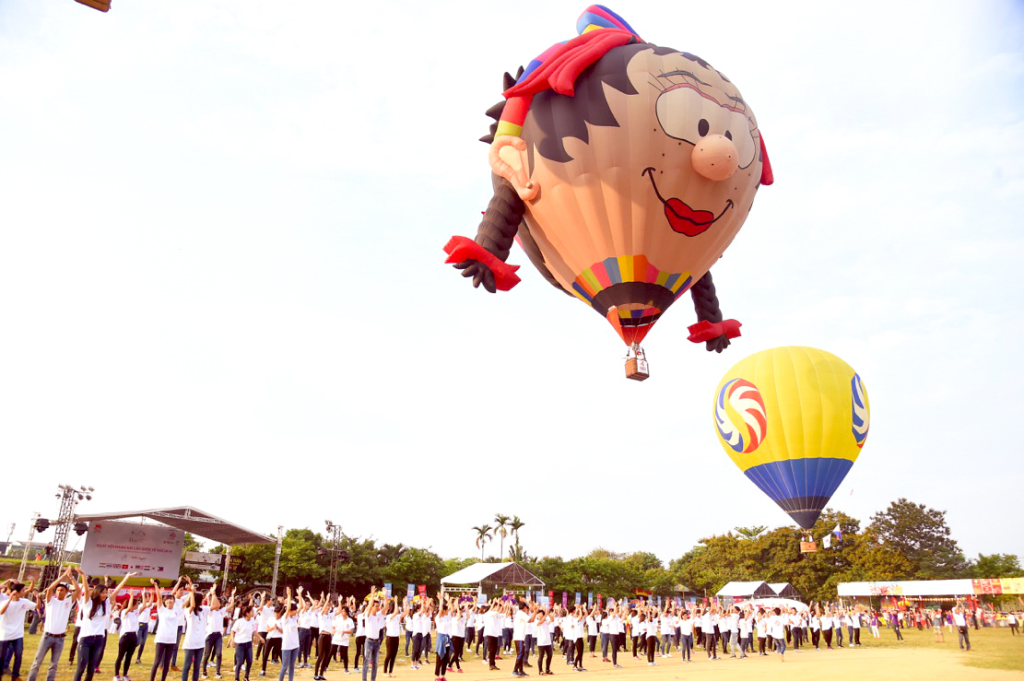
713;347;870;529
444;5;773;378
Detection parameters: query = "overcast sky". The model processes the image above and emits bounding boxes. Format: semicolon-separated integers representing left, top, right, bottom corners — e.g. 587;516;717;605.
2;0;1023;569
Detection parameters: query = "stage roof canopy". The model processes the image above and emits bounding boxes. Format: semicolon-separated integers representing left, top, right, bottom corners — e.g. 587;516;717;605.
441;562;544;588
75;506;273;546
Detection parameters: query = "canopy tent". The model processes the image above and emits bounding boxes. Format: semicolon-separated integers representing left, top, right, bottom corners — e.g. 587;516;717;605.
441;562;544;598
74;506;274;546
835;579;1024;598
716;581;775;599
768;582;802;599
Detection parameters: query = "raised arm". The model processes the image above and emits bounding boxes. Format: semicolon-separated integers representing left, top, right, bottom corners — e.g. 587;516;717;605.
109;572;137;601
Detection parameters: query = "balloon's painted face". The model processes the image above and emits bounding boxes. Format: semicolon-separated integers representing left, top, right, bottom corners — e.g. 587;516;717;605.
627;50;763;238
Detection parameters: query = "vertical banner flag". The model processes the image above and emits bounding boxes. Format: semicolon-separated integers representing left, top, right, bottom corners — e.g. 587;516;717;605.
588;592;593;607
833;524;843;541
418;585;427;600
823;534;832;549
575;592;581;605
548;590;554;606
407;584;415;601
478;593;488;605
384;583;392;598
562;592;568;608
597;593;602;609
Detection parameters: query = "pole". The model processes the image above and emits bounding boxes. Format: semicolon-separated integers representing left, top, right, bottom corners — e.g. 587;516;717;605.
18;513;39;582
222;544;233;591
270;526;283;596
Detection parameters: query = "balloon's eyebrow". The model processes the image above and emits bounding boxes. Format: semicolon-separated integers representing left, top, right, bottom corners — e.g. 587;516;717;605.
726;93;747;110
657;70;710;86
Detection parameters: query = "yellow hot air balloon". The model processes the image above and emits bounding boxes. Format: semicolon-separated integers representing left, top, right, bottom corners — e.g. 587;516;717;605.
713;347;870;529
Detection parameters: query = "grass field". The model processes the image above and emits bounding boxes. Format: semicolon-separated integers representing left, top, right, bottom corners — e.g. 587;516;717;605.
5;624;1022;681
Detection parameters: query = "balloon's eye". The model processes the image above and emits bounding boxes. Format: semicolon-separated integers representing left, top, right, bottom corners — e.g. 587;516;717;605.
724;130;732;141
698;119;710;137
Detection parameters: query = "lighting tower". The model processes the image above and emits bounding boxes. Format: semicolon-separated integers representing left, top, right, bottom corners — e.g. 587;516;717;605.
41;485;93;585
324;520;345;598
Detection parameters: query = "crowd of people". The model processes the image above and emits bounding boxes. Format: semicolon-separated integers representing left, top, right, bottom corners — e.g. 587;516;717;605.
1;574;1020;681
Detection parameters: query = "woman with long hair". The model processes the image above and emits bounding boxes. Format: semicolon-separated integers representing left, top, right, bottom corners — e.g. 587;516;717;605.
272;587;302;681
149;582;181;681
73;569;134;681
114;589;150;681
229;605;256;681
181;584;220;681
382;599;407;678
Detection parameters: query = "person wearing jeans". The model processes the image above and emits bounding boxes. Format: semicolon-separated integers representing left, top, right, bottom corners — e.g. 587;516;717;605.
72;570;135;681
953;607;971;651
1;580;40;681
229;606;257;681
271;587;303;681
361;590;386;681
27;569;80;681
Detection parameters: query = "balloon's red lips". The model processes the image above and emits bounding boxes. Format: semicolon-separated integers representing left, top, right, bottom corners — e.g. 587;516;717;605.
642;167;733;237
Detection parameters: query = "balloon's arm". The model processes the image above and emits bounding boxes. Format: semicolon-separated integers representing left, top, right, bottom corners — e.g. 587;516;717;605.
443;177;526;293
687;271;741;352
443;237;520;291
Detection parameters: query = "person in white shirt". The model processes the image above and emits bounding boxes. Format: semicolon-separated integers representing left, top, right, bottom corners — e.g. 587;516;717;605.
269;588;302;681
149;582;182;681
203;587;236;679
952;605;971;651
328;606;354;676
182;585;219;681
1;578;39;681
114;590;150;681
361;588;386;681
312;597;335;680
229;605;257;681
382;599;408;678
678;610;693;662
768;608;786;661
70;569;134;681
26;568;81;681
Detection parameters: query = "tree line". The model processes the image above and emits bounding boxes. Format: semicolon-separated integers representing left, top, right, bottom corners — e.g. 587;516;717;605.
201;498;1021;604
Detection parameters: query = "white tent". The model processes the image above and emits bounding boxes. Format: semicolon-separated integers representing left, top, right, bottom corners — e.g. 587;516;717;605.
440;562;544;598
716;581;775;599
768;582;802;599
837;580;975;598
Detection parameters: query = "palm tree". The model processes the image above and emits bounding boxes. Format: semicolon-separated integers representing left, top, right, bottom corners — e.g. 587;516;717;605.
472;524;493;560
377;543;407;566
509;516;525;550
494;514;510;560
507;544;530;563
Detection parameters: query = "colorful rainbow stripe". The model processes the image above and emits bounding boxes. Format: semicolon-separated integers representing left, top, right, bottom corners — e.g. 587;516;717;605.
570;255;692;305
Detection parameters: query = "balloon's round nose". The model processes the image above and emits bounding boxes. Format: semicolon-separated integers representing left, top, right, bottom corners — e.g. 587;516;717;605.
691;135;739;181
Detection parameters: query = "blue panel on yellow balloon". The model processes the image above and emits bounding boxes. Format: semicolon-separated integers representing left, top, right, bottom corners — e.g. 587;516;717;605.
713;347;870;529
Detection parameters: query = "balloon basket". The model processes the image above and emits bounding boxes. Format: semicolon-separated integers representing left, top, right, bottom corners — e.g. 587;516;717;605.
800;533;817;553
624;344;649;381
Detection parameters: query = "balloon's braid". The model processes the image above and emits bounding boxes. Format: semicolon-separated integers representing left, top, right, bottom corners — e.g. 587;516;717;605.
474;179;525;262
690;272;724;324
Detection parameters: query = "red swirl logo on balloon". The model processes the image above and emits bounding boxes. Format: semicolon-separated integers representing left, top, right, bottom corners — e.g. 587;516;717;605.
715;378;767;454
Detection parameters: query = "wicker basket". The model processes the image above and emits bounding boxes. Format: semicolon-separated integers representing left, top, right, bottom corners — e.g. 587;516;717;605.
625;357;650;381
